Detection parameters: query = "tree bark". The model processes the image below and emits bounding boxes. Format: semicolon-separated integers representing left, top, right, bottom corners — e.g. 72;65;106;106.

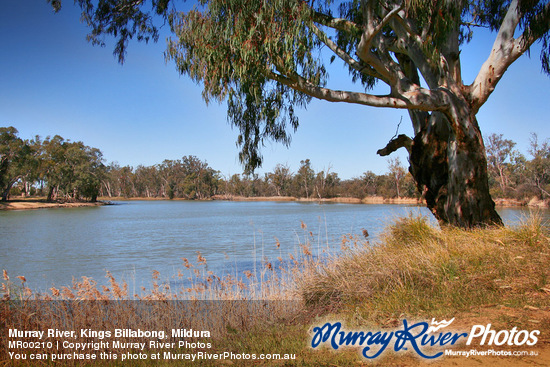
407;107;503;228
1;177;20;202
1;188;10;202
46;186;56;202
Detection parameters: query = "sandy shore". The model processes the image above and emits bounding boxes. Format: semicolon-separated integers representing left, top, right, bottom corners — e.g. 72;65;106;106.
0;200;107;211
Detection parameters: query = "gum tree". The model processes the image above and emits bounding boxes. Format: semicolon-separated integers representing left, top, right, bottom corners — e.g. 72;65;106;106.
51;0;550;227
485;133;517;195
0;127;33;201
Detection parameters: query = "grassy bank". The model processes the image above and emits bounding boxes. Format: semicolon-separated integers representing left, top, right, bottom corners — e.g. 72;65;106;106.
2;215;549;365
299;214;549;314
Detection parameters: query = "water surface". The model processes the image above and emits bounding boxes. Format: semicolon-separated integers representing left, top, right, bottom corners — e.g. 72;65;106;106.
0;201;546;291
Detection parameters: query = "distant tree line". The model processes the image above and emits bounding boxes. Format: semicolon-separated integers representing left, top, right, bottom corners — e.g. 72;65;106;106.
100;157;421;200
1;127;549;202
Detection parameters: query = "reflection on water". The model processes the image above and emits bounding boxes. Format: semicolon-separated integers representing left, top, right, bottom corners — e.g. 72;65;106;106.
0;201;547;291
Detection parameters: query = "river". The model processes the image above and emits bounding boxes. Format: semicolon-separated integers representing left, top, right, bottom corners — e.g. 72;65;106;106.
0;201;547;292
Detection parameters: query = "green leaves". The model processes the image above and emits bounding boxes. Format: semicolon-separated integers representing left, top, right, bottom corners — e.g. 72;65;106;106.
517;0;550;75
47;0;62;12
40;135;105;201
70;0;170;63
0;127;36;201
167;0;322;172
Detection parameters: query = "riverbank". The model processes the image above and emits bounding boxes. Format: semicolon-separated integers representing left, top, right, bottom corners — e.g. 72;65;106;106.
96;194;424;204
0;199;107;211
214;194;426;204
104;194;548;207
2;195;546;211
218;195;550;207
494;196;550;208
297;214;550;365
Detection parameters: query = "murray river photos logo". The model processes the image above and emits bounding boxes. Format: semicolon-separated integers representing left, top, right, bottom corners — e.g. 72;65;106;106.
310;318;540;359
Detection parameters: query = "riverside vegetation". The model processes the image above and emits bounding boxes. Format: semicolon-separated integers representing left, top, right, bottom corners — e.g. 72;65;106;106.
1;214;549;366
1;127;549;206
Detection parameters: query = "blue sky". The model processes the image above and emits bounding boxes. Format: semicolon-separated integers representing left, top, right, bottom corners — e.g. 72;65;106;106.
1;2;548;179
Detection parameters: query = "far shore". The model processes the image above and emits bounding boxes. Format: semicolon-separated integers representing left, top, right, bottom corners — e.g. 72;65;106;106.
211;194;425;205
95;194;424;205
102;194;548;207
1;195;547;211
0;198;107;211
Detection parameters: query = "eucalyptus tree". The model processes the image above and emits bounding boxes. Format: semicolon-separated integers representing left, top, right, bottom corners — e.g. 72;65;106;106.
314;167;340;198
180;155;220;199
0;127;34;201
526;133;550;199
71;144;105;201
40;135;105;201
295;159;315;198
51;0;550;227
134;165;163;197
485;133;517;196
267;163;293;196
387;157;407;198
362;171;378;196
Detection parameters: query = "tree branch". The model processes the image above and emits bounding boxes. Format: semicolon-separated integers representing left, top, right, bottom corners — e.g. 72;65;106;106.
309;23;387;82
468;0;525;112
364;3;403;48
312;11;360;34
514;1;550;54
355;4;404;83
389;12;440;88
376;134;413;156
265;69;448;112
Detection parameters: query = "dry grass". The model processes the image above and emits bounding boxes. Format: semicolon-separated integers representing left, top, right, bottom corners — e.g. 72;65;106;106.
297;213;550;322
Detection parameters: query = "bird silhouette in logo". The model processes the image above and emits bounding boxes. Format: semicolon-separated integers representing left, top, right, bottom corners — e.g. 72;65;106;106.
427;318;455;333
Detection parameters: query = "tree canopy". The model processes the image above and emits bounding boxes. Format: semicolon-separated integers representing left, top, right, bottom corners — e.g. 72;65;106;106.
0;127;33;201
48;0;550;227
0;127;105;202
